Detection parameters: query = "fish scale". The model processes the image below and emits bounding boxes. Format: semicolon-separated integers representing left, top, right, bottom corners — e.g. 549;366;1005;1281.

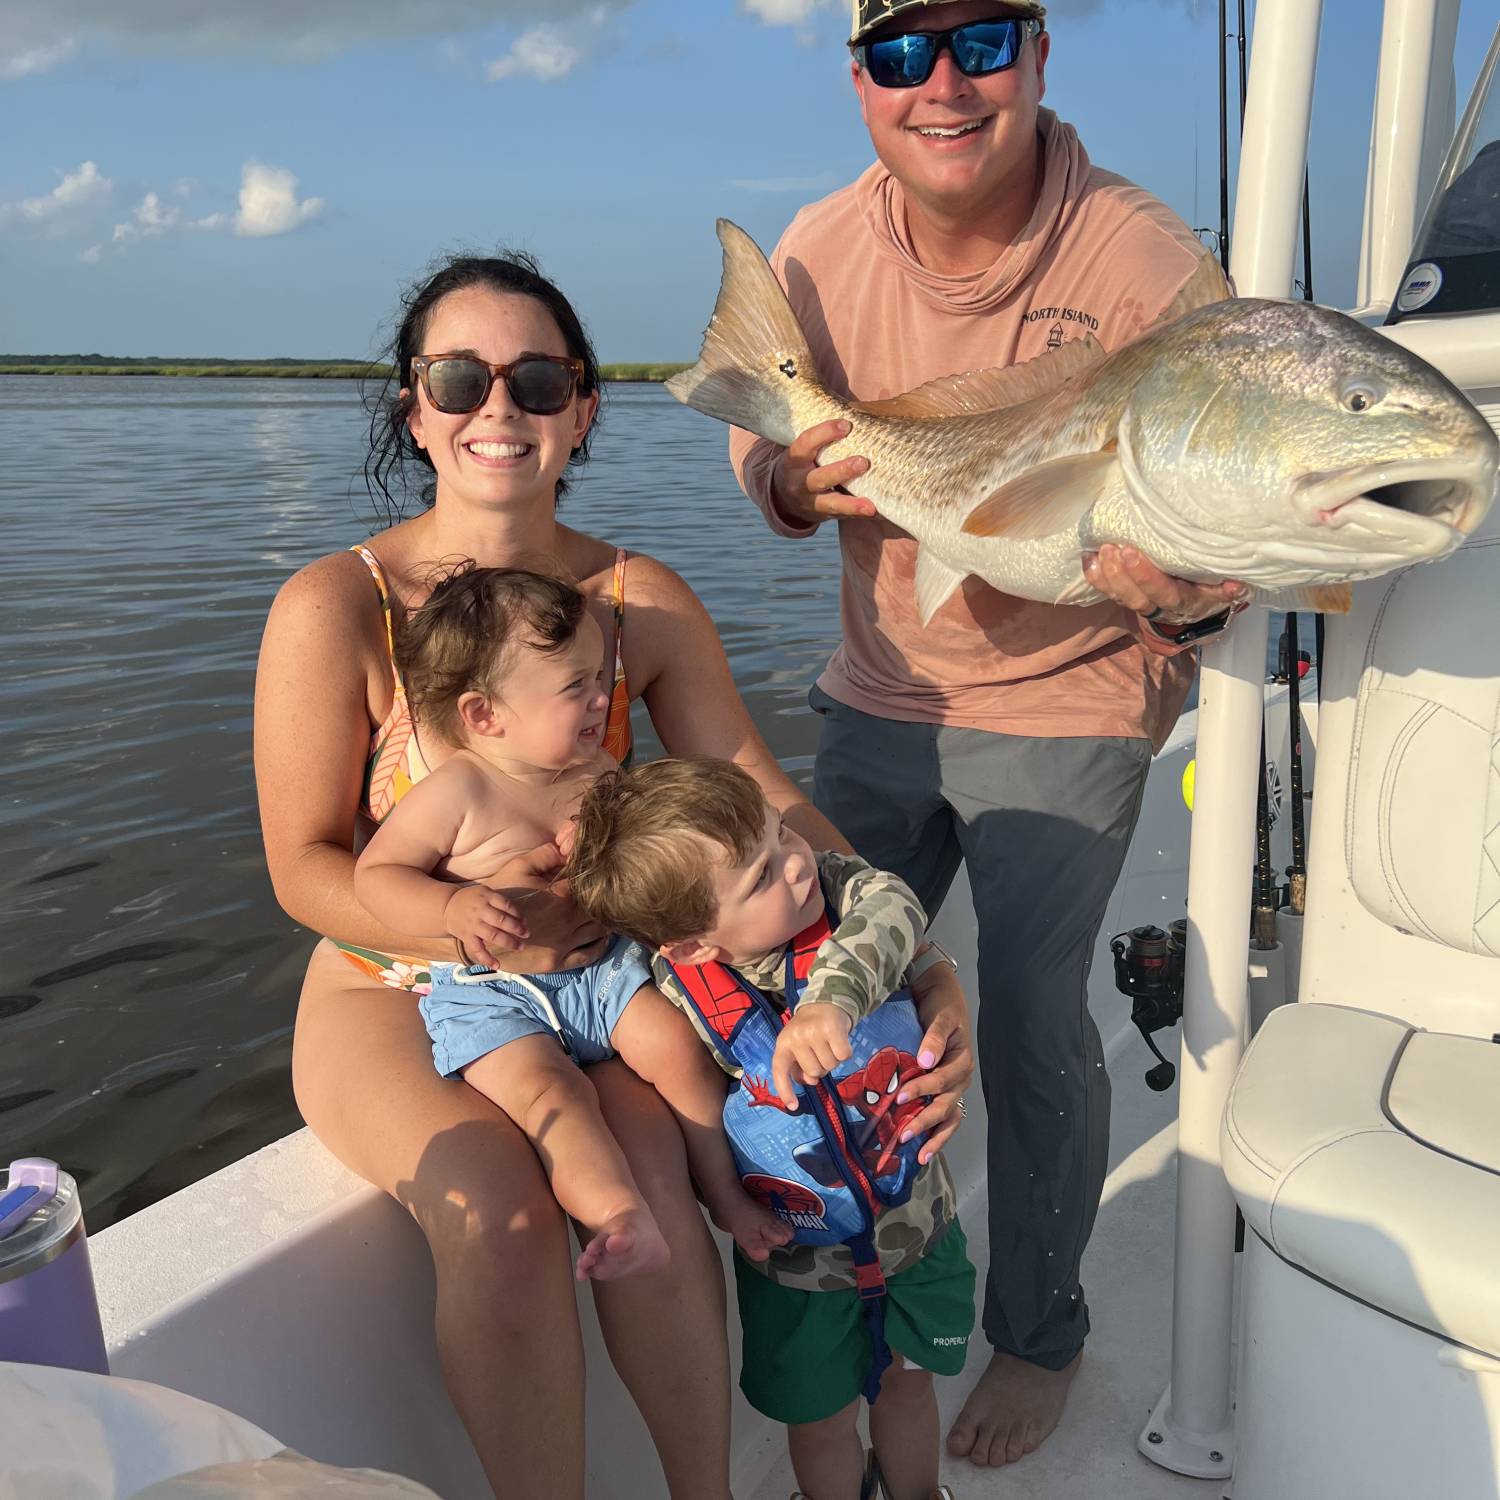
668;220;1498;624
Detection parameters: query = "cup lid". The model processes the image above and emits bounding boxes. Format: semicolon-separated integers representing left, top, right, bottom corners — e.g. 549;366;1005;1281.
0;1159;83;1276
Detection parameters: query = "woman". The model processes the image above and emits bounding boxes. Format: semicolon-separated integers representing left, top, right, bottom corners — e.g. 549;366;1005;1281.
254;249;974;1498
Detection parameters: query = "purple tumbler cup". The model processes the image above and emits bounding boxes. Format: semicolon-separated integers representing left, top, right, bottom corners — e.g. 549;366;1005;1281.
0;1157;109;1373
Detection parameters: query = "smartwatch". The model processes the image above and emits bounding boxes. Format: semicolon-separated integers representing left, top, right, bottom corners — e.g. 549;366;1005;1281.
1144;604;1239;646
907;940;958;986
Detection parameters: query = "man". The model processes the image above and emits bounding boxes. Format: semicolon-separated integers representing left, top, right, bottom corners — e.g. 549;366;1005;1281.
729;0;1246;1470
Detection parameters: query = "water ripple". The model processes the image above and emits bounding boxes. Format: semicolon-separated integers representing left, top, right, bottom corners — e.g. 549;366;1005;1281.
1;377;842;1228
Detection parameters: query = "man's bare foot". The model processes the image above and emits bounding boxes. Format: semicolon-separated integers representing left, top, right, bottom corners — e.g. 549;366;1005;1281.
946;1350;1082;1467
575;1207;671;1282
704;1184;795;1262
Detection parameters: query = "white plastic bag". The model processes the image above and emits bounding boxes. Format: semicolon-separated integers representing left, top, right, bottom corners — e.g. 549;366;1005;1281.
0;1364;436;1500
133;1453;439;1498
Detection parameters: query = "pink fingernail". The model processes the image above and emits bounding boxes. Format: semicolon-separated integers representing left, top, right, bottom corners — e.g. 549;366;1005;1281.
919;1050;936;1069
897;1092;910;1105
900;1129;912;1142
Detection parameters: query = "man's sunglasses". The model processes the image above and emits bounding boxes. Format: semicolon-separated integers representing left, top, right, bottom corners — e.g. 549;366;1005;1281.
409;353;586;416
853;17;1041;90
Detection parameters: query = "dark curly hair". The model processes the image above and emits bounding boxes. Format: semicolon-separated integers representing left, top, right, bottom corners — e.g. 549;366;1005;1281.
364;251;603;522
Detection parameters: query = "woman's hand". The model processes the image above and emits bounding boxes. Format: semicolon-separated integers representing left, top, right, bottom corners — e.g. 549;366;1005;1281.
898;965;976;1164
771;420;879;527
485;838;608;969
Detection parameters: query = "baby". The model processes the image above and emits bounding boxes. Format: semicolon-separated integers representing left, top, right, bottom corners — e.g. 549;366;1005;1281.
567;757;974;1500
353;564;791;1279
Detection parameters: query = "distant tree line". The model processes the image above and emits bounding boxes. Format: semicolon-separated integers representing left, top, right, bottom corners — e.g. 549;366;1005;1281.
0;355;691;382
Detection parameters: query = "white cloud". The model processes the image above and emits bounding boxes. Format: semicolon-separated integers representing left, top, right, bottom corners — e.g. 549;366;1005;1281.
732;173;838;193
234;162;323;238
0;0;626;71
0;160;112;233
0;37;76;78
109;188;231;250
78;242;103;264
743;0;1192;24
486;7;605;82
742;0;838;21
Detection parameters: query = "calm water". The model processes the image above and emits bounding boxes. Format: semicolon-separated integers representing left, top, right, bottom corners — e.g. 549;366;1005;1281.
0;377;843;1229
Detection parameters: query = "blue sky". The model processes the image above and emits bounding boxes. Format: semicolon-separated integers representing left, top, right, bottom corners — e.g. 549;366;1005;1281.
0;0;1492;360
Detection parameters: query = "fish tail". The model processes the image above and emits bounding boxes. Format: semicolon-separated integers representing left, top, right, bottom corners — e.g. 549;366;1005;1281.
665;220;827;446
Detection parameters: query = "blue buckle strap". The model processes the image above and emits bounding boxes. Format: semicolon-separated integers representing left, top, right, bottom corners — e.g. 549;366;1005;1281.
849;1232;893;1404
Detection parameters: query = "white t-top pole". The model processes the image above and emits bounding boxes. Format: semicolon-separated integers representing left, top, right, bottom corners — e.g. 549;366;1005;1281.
1138;0;1324;1479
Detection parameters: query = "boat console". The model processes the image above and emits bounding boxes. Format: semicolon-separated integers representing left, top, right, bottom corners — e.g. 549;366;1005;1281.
1220;19;1500;1494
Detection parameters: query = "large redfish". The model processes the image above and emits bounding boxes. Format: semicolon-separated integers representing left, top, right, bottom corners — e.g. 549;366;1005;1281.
666;220;1497;623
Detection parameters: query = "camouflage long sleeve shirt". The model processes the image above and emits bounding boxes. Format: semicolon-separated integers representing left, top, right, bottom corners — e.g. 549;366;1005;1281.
651;850;960;1291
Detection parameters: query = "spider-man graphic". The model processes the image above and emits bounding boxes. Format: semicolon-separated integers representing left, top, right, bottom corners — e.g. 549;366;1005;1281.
743;1045;927;1183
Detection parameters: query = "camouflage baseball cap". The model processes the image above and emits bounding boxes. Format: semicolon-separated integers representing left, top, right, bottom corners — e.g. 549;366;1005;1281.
850;0;1046;43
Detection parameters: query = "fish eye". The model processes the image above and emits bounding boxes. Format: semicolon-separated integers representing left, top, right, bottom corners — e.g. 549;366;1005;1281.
1341;381;1382;414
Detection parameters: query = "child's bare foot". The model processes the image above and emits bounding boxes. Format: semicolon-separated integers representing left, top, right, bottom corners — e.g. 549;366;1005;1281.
705;1185;795;1262
575;1207;671;1282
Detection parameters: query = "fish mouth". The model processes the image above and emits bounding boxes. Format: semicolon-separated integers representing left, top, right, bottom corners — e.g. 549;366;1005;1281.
1294;453;1495;555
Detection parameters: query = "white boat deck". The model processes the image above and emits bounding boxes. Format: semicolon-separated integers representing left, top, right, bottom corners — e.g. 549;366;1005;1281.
89;700;1271;1499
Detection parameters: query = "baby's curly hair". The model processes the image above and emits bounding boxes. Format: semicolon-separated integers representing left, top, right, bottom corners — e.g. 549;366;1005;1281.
393;561;585;747
566;757;767;948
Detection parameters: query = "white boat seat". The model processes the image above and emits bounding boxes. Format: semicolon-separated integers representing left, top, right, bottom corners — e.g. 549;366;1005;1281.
1343;535;1500;961
1222;1001;1500;1360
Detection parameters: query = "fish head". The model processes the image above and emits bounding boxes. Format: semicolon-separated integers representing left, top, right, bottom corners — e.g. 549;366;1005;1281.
1118;299;1498;585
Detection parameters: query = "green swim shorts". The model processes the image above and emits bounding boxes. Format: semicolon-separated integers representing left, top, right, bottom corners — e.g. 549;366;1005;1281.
733;1219;976;1426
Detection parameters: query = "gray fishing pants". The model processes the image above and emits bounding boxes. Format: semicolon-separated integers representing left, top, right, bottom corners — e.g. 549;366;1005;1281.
809;684;1152;1371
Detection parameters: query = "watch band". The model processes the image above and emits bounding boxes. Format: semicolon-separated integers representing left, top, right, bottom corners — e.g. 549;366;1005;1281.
907;939;958;985
1144;602;1242;646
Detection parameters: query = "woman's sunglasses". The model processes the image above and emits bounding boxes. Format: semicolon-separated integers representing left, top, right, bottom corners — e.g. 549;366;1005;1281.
853;17;1041;90
409;353;586;416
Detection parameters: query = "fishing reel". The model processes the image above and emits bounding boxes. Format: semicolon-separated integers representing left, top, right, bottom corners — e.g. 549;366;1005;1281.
1110;920;1187;1092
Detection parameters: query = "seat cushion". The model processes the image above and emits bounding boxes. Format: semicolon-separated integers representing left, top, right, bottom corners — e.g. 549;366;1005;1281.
1387;1032;1500;1175
1223;1002;1500;1358
1344;537;1500;957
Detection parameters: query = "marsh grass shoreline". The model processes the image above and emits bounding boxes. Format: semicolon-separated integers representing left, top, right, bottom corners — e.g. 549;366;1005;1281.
0;357;691;382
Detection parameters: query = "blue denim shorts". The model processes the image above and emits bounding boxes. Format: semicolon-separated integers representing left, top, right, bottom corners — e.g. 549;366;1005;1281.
419;935;655;1078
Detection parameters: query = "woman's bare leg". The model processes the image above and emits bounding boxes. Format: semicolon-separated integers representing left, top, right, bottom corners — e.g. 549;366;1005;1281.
587;1058;735;1500
292;942;586;1499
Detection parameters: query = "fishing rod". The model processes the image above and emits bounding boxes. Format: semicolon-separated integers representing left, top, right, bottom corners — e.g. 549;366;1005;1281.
1283;617;1309;913
1281;146;1316;917
1233;0;1279;950
1217;0;1231;271
1252;719;1278;949
1236;0;1248;131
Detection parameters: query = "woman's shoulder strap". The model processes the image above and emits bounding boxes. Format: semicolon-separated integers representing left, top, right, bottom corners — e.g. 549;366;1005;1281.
609;547;629;669
349;543;400;681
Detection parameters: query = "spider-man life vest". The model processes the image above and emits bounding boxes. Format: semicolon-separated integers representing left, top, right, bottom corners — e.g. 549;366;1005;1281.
663;897;930;1401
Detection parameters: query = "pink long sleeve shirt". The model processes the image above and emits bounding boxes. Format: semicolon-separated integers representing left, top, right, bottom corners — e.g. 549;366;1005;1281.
730;110;1226;751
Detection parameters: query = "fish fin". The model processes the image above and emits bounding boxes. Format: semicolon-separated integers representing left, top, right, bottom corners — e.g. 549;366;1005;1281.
664;220;822;446
1152;251;1234;327
851;337;1104;421
1255;582;1354;615
913;550;968;627
959;452;1120;541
